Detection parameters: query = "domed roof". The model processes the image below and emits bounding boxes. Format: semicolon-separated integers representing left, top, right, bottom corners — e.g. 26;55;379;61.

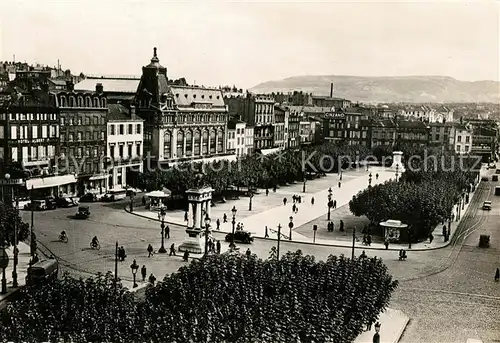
145;47;165;69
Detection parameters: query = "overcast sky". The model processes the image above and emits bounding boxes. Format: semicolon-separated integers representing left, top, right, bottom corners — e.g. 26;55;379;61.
0;0;498;88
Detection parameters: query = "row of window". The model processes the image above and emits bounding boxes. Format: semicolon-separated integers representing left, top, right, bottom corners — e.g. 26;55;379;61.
10;125;58;139
61;131;105;142
60;146;104;159
10;145;56;162
256;115;273;124
109;123;142;135
457;135;471;143
9;113;57;121
59;95;106;108
109;144;142;160
255;103;273;115
163;114;227;124
163;130;224;158
61;115;105;126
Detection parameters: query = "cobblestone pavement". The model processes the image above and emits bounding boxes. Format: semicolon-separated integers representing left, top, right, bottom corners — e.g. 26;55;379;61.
26;170;500;342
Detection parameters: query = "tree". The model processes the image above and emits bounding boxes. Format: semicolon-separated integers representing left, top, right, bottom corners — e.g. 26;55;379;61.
0;202;30;247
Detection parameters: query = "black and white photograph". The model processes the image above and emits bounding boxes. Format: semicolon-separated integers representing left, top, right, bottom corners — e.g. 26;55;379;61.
0;0;499;342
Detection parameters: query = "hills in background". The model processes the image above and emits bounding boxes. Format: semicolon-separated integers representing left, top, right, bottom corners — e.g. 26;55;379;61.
250;75;500;104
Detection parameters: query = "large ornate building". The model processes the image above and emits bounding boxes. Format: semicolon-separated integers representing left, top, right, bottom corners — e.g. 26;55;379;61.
134;48;229;165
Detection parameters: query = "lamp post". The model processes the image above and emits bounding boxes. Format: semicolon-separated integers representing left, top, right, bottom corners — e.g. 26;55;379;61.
0;248;8;294
248;188;254;211
327;187;333;220
302;177;306;193
351;226;356;259
395;164;399;182
129;193;134;213
230;206;237;249
130;259;139;288
288;216;294;241
158;207;167;253
204;214;211;257
4;173;18;288
276;223;282;261
369;172;372;187
114;241;118;293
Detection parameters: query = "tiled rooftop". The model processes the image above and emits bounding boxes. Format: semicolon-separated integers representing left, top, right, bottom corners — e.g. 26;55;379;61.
75;78;140;93
171;86;225;107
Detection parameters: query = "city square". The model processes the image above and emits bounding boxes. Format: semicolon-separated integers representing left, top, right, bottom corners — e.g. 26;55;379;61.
0;1;499;342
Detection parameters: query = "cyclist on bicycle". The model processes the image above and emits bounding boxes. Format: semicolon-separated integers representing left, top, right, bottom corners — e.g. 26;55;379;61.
91;236;99;247
60;230;67;238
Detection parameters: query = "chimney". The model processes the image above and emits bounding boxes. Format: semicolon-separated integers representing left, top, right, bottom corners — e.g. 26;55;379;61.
66;80;74;92
96;83;103;94
330;83;334;98
129;105;136;119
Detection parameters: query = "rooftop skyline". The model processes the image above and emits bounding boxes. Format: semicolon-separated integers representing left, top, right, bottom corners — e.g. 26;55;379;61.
0;0;498;88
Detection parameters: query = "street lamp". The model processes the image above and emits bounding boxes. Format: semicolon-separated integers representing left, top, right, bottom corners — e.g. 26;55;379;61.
248;188;254;211
395;164;399;181
130;259;139;288
302;177;306;193
369;172;372;187
327;194;333;221
4;173;18;288
230;206;237;249
158;207;167;253
0;248;8;294
129;192;134;213
204;214;211;257
288;216;294;241
351;226;356;259
276;223;282;261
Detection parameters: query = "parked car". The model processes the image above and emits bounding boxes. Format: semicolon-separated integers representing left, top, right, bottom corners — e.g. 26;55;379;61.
79;193;97;203
24;200;47;211
481;176;489;181
44;196;57;210
75;206;90;219
101;189;128;202
225;231;254;244
56;197;79;208
483;201;492;210
17;197;31;209
493;175;499;182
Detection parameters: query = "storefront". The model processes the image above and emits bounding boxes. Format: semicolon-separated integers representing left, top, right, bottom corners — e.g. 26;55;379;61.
25;174;78;198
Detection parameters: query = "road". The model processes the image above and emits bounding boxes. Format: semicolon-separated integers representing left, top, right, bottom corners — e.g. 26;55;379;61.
27;182;500;342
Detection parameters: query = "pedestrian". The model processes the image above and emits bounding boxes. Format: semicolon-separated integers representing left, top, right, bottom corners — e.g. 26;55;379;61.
338;181;341;188
265;226;269;238
360;250;367;258
442;225;447;236
333;200;337;209
399;249;403;260
495;268;500;282
142;196;146;206
216;218;220;230
367;235;372;246
372;324;380;343
216;240;221;254
148;273;156;285
376;173;379;180
184;211;188;222
311;197;315;205
147;244;154;257
298;196;302;204
339;220;344;232
429;233;434;244
165;225;170;239
120;246;127;261
384;240;389;249
266;188;269;196
183;250;189;262
283;197;287;206
292;204;296;213
141;265;147;281
223;213;227;223
169;243;176;256
273;185;277;192
331;221;335;231
246;248;251;256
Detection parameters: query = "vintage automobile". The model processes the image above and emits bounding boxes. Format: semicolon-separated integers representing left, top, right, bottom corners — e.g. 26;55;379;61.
79;193;97;203
483;201;492;211
24;200;47;211
56;197;79;208
26;259;59;286
75;206;91;219
225;230;254;244
44;196;57;210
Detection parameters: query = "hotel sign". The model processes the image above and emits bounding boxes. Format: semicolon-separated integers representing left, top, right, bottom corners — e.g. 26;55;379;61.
325;112;345;118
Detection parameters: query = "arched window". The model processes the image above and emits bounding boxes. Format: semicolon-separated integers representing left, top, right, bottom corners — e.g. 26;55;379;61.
176;131;184;157
194;130;201;156
202;130;208;155
59;96;67;107
217;130;224;152
101;98;107;108
186;130;193;156
69;96;76;107
85;96;92;107
93;97;99;107
210;130;216;153
77;96;83;107
163;131;172;159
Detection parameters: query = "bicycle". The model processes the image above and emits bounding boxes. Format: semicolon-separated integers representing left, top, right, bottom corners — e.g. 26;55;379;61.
90;242;101;250
59;234;68;243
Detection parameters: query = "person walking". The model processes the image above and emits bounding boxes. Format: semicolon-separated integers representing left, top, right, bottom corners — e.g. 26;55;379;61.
266;188;269;196
265;226;269;238
298;196;302;204
148;273;156;285
333;200;337;209
147;244;154;257
429;233;434;244
338;181;341;188
216;218;220;230
376;173;379;180
142;196;146;206
223;213;227;223
141;265;147;282
273;185;277;193
292;204;296;213
339;220;344;232
183;250;189;262
184;211;188;222
120;246;127;261
311;197;315;205
283;197;287;206
495;268;499;282
246;248;251;256
216;240;221;254
165;225;170;239
169;243;176;256
360;250;367;258
384;240;389;250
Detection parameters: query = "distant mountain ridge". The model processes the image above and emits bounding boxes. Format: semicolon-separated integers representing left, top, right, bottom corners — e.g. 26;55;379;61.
250;75;500;103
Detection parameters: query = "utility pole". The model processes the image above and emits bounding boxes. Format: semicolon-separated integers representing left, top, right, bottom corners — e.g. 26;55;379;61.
351;226;356;259
30;185;34;261
277;224;282;261
114;241;118;293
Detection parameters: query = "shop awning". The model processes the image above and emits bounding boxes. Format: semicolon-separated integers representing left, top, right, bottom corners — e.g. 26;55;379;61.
26;174;77;190
89;174;108;181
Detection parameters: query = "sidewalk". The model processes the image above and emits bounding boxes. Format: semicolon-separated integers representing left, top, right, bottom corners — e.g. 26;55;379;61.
355;308;409;343
128;165;481;251
0;242;31;306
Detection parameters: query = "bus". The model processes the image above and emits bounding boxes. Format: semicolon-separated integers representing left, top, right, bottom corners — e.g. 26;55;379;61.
102;189;128;202
26;259;59;286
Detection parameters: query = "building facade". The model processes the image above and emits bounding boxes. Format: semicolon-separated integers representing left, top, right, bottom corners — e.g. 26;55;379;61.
287;111;300;149
453;123;473;155
365;119;397;148
227;120;246;157
57;81;108;194
244;126;254;156
134;48;229;166
323;111;346;143
106;104;144;190
395;120;430;147
344;110;365;145
429;122;455;150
